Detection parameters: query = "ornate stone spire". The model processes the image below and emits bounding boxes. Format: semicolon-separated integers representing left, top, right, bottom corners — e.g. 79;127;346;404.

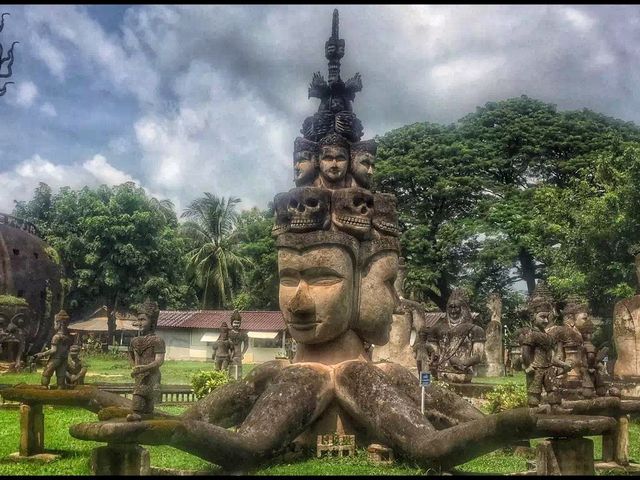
301;9;364;142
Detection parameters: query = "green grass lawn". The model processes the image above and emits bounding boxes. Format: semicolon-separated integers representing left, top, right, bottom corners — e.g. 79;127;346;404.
0;354;258;386
1;358;638;475
0;404;637;476
474;372;526;385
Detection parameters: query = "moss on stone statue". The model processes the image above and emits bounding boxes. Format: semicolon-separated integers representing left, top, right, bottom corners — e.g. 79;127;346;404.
0;295;29;307
43;245;62;266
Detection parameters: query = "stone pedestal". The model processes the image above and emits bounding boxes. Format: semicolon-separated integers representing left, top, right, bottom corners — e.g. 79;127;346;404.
91;444;151;476
19;403;44;457
602;415;629;466
536;437;595;475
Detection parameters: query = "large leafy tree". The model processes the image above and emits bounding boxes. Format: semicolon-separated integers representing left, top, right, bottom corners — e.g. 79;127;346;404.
14;182;198;344
233;206;278;310
375;122;490;310
376;96;640;313
180;194;249;309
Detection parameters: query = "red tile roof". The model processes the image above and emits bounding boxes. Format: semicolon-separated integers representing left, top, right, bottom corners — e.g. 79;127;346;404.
158;310;285;332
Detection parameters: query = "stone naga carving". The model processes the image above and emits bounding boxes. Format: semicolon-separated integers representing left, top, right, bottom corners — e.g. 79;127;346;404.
0;12;18;97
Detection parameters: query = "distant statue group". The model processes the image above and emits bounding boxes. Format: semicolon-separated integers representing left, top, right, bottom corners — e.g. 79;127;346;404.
212;309;249;379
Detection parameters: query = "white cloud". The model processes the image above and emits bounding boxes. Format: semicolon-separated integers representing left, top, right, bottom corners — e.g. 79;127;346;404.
562;7;596;32
40;102;57;117
0;154;142;212
8;5;640;215
14;81;38;108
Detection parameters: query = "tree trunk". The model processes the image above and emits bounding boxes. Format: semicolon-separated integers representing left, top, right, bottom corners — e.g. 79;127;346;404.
106;294;119;352
518;247;537;295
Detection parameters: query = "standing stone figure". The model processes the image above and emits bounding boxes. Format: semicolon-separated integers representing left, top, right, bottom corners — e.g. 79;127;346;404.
35;310;74;389
546;296;586;397
427;289;486;383
484;293;504;377
577;316;608;397
412;326;438;373
228;310;249;379
127;299;165;422
212;322;233;372
66;345;88;386
612;249;640;380
519;284;572;409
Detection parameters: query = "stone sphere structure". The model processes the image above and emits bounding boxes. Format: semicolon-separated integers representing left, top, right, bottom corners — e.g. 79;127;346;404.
0;213;62;353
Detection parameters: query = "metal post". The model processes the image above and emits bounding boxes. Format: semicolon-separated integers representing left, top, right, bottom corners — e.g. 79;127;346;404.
235;364;239;380
421;385;425;415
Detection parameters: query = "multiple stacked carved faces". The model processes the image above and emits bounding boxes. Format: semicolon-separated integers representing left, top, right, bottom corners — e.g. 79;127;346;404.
275;134;397;244
291;134;378;191
276;131;400;363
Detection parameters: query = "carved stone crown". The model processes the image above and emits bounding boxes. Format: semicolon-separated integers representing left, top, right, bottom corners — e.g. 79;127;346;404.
275;10;400;257
527;280;554;314
301;9;364;143
55;310;70;323
562;295;588;316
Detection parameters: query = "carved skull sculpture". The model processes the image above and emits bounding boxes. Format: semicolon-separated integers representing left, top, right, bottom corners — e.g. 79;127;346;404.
287;187;331;232
372;193;400;237
331;187;373;239
272;192;292;237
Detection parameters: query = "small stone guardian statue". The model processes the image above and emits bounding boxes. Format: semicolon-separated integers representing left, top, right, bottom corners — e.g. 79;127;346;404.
66;345;88;386
228;310;249;379
35;310;73;389
127;299;165;422
519;284;572;410
212;322;233;372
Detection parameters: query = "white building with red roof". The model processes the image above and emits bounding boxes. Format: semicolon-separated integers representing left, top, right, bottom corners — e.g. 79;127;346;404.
157;310;288;363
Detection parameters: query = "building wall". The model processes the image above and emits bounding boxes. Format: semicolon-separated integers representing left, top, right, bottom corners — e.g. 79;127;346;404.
156;328;285;363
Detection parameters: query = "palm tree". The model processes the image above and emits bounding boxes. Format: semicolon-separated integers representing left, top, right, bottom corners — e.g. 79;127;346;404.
180;194;249;309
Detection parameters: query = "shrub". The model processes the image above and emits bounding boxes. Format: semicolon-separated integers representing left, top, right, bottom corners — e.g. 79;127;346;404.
485;382;528;413
0;295;29;307
191;370;232;399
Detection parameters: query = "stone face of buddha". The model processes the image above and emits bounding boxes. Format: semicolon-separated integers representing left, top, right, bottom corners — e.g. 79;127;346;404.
319;145;349;186
534;310;551;331
294;150;317;186
278;245;354;345
447;300;464;327
355;251;399;346
351;150;375;189
134;313;152;334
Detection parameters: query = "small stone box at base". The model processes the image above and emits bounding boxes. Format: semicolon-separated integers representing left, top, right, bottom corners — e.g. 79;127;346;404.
536;437;594;475
316;434;355;458
91;444;150;476
367;443;394;464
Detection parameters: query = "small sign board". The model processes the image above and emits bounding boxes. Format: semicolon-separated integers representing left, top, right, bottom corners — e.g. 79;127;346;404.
420;372;431;386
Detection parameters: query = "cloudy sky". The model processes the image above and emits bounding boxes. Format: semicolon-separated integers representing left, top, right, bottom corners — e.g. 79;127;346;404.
1;5;640;215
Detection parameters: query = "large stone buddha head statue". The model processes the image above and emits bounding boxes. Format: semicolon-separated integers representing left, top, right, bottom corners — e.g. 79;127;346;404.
274;162;401;364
